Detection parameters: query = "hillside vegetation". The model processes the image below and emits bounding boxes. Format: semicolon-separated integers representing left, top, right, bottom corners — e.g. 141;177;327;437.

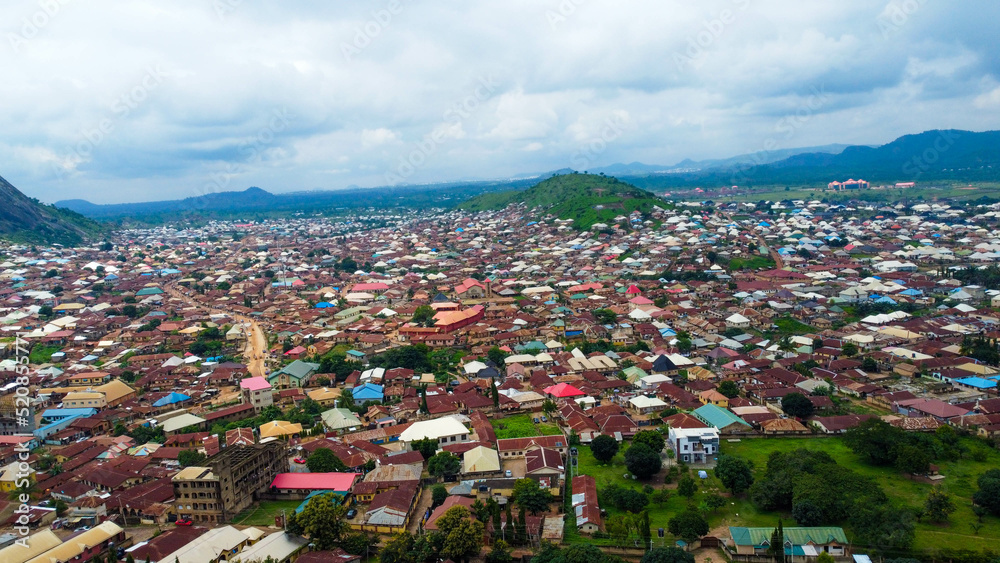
458;173;664;229
0;174;105;246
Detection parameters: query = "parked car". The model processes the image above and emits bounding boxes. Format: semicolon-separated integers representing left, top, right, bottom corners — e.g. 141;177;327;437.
541;416;547;422
293;458;306;464
346;509;357;519
175;518;193;526
75;525;91;532
533;418;539;423
505;469;512;477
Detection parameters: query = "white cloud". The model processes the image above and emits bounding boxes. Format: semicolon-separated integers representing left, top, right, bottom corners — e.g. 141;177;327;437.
0;1;996;202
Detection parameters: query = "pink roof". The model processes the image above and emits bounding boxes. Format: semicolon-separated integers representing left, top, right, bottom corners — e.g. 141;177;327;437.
270;472;361;491
239;376;272;391
544;383;585;398
625;284;641;294
351;282;390;292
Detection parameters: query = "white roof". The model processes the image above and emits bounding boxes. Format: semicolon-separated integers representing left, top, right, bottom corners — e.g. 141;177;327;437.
161;413;207;433
159;526;256;563
629;395;667;408
398;416;469;442
233;532;307;563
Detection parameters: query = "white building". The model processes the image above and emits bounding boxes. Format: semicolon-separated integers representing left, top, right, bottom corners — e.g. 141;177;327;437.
668;426;719;464
398;416;470;446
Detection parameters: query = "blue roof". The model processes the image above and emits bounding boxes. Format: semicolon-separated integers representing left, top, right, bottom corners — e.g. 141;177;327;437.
954;377;997;389
42;408;98;420
352;382;384;400
153;392;191;407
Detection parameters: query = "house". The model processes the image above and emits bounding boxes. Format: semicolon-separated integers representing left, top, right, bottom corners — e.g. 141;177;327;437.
462;445;501;476
628;395;667;416
268;360;319;389
728;526;850;559
239;376;274;412
398;416;470;446
692;404;752;434
525;446;564;479
699;389;730;408
352;382;385;404
668;426;719;464
572;475;603;534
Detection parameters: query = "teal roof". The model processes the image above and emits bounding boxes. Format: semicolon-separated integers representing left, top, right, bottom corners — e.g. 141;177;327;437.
729;527;849;547
693;403;750;429
271;360;320;381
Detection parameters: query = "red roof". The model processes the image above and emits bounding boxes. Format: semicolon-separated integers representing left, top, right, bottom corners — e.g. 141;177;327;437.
543;382;585;398
270;472;361;491
625;284;641;294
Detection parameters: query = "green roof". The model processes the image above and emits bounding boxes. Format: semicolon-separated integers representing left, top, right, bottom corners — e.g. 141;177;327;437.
729;527;848;547
271;360;320;381
693;403;750;429
622;365;649;383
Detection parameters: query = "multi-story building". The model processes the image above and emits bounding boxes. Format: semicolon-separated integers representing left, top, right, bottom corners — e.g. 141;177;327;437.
668;426;719;464
239;376;274;412
172;442;285;523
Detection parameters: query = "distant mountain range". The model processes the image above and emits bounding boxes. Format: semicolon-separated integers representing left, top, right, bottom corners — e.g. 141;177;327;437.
583;144;854;176
37;128;1000;226
0;175;104;246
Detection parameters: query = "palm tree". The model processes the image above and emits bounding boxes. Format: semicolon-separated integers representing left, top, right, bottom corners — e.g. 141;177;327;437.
777;336;795;356
8;480;38;501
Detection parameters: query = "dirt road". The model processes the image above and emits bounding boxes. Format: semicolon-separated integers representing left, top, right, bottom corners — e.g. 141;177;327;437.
162;282;269;377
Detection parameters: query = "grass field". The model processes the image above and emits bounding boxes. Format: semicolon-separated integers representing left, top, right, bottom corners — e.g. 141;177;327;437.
773;317;815;335
567;436;1000;556
571;445;766;547
721;436;1000;553
29;344;62;364
232;500;302;526
491;414;562;439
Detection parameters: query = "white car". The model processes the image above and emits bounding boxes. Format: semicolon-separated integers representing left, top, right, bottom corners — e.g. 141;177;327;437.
505;470;512;478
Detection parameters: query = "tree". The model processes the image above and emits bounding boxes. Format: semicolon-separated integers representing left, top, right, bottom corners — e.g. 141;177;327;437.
843;418;905;466
177;449;206;467
542;399;558;415
512;478;554;515
849;504;915;553
436;506;485;563
591;434;620;463
717;380;740;399
625;443;662;480
306;448;347;473
677;475;697;498
411;437;439;460
841;342;858;357
780;393;814;419
642;547;695;563
972;468;1000;515
379;532;433;563
632;430;665;454
862;356;879;372
767;520;786;563
411;305;436;327
292;493;349;550
792;500;824;527
432;484;449;507
485;539;513;563
704;493;727;512
487;346;507;366
491;380;500;408
924;486;955;523
894;445;930;475
650;488;671;507
428;451;461;479
817;553;835;563
593;309;617;325
715;455;754;495
668;509;709;544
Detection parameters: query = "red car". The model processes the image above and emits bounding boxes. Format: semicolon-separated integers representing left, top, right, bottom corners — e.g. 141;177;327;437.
293;458;306;464
175;518;192;526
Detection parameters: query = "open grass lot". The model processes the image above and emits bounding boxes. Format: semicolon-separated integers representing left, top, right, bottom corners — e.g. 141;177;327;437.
721;436;1000;553
232;500;302;526
491;413;562;439
773;317;814;335
29;344;62;364
571;445;768;547
567;436;1000;557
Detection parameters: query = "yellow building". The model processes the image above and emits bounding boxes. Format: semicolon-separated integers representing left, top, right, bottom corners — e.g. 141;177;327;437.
0;461;36;493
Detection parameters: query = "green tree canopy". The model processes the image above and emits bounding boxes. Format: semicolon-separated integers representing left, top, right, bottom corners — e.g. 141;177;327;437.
306;448;347;473
714;454;754;495
624;443;662;480
428;451;461;478
590;434;620;463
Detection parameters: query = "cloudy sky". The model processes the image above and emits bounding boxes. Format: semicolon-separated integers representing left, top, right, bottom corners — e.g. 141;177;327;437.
3;1;1000;204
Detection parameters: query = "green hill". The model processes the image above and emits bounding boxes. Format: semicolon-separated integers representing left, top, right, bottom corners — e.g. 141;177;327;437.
458;173;664;229
0;174;105;246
